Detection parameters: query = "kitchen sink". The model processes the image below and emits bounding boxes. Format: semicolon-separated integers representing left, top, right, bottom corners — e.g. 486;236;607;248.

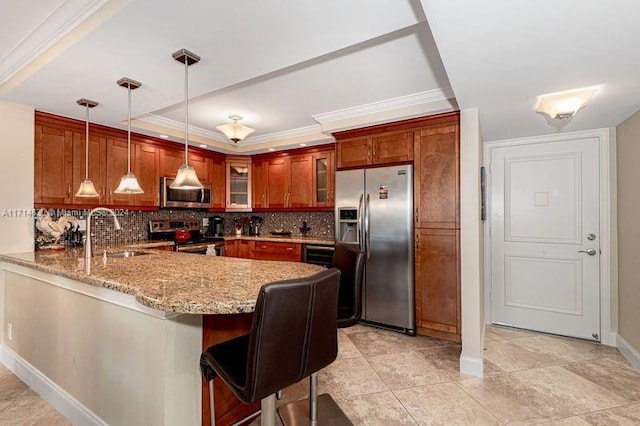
103;250;152;258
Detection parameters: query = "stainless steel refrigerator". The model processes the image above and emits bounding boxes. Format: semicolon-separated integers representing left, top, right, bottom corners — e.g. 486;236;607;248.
335;165;415;334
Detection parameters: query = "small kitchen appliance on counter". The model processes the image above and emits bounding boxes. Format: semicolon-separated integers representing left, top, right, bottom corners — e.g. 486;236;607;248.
149;219;225;255
207;216;225;237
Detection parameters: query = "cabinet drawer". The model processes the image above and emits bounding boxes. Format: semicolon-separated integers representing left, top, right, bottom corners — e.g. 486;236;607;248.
252;241;301;262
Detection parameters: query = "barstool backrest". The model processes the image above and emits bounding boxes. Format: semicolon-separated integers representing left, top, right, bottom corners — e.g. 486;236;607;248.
245;268;340;402
331;244;365;327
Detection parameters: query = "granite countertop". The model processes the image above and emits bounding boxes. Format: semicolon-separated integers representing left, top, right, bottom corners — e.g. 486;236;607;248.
0;248;324;315
223;235;335;245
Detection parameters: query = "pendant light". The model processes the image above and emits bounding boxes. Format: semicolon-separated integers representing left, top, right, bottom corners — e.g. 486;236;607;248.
216;114;254;143
170;48;203;190
114;77;144;194
75;98;100;198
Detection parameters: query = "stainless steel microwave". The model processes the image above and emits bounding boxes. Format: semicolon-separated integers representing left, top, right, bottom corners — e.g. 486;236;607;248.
160;177;212;209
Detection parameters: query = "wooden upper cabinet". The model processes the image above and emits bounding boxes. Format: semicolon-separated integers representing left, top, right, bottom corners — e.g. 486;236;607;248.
336;137;371;169
372;131;413;164
414;123;460;229
71;131;107;204
133;142;160;206
190;153;209;181
266;157;290;209
415;228;460;338
35;125;74;205
106;138;134;206
252;160;267;208
313;150;335;207
209;158;226;209
160;149;208;181
289;154;314;208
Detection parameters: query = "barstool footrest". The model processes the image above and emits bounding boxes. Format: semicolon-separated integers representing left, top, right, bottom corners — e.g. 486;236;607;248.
277;394;353;426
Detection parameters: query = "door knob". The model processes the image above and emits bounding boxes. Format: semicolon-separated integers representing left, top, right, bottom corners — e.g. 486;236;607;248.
578;249;597;256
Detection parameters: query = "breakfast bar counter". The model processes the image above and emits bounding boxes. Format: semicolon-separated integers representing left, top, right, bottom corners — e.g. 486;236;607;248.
0;248;324;314
0;248;325;426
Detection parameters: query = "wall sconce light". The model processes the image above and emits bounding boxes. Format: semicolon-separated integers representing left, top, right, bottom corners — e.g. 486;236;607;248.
216;115;255;143
536;86;598;120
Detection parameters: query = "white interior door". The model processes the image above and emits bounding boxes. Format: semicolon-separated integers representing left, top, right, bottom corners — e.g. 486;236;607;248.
490;137;601;341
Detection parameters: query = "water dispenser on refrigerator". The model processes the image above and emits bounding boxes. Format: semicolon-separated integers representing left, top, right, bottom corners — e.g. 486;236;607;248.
338;208;359;244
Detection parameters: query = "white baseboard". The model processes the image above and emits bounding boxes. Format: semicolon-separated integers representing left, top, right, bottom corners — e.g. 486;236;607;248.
0;345;106;426
616;333;640;372
460;355;483;377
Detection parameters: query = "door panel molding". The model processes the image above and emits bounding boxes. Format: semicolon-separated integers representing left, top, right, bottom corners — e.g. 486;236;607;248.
483;128;614;345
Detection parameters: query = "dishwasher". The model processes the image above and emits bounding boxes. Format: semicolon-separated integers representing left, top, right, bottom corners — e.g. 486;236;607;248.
302;244;335;268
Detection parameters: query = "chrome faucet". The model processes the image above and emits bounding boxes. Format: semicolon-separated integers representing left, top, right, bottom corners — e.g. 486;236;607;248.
85;208;122;259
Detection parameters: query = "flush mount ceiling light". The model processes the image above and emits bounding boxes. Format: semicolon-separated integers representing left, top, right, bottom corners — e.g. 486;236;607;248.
535;86;598;120
114;77;144;194
216;114;255;143
170;48;203;190
75;98;100;198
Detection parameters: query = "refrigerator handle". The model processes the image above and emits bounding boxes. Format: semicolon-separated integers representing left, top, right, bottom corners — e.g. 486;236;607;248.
358;193;364;251
365;193;371;259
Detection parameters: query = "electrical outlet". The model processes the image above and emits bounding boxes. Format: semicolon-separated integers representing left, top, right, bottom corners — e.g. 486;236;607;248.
7;323;12;341
202;218;209;227
77;219;87;232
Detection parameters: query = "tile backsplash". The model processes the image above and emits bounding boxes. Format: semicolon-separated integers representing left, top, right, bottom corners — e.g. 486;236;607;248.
37;208;334;247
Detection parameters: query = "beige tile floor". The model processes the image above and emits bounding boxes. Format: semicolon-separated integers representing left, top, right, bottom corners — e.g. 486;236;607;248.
2;324;640;425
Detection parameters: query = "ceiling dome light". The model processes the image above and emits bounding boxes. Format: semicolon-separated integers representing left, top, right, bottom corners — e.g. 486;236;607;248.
170;48;204;190
536;86;598;120
114;77;144;194
216;114;255;143
75;98;100;198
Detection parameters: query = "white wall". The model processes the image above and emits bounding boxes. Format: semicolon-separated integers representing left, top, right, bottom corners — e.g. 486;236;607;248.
459;108;484;376
1;267;202;425
0;100;34;254
616;111;640;354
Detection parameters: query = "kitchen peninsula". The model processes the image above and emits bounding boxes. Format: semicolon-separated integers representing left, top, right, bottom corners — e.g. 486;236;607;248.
0;249;324;425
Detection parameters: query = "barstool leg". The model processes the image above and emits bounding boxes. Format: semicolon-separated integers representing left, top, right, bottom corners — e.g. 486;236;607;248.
208;380;215;426
261;393;276;426
310;372;319;422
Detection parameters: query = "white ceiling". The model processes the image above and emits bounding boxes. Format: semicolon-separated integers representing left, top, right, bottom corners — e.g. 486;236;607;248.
2;0;639;151
421;0;640;141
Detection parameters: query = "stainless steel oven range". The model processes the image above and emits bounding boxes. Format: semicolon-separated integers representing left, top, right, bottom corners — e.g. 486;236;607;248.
148;219;225;256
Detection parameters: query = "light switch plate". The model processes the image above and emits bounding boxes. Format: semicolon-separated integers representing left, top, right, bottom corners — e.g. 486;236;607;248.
77;219;87;231
202;218;209;226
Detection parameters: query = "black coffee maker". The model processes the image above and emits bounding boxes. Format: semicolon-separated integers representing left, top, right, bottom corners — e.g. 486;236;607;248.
208;216;224;237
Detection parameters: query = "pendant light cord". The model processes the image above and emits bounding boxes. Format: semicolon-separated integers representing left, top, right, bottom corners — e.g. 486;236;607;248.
127;85;132;174
85;104;90;179
184;59;189;166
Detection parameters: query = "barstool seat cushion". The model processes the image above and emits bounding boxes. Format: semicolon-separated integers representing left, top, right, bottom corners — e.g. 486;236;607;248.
201;334;250;396
200;269;341;406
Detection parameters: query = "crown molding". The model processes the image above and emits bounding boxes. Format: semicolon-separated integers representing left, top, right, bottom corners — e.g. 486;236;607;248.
311;87;455;124
238;124;324;145
135;115;335;154
0;0;112;86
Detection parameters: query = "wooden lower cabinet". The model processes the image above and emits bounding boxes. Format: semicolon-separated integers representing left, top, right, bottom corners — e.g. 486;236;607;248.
225;239;301;262
414;228;460;341
202;314;259;426
252;241;301;262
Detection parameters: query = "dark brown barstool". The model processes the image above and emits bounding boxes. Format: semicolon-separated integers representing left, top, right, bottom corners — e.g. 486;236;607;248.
278;245;363;425
200;268;342;426
332;244;365;329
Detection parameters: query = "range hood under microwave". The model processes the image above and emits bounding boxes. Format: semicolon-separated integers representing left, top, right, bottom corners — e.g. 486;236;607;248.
160;177;212;209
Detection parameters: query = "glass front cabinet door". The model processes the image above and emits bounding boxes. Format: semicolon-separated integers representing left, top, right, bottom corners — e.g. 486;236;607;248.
226;159;251;211
314;150;334;207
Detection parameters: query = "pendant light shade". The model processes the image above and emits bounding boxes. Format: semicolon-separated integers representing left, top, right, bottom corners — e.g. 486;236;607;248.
170;48;203;190
75;98;100;198
216;114;254;143
114;77;144;194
